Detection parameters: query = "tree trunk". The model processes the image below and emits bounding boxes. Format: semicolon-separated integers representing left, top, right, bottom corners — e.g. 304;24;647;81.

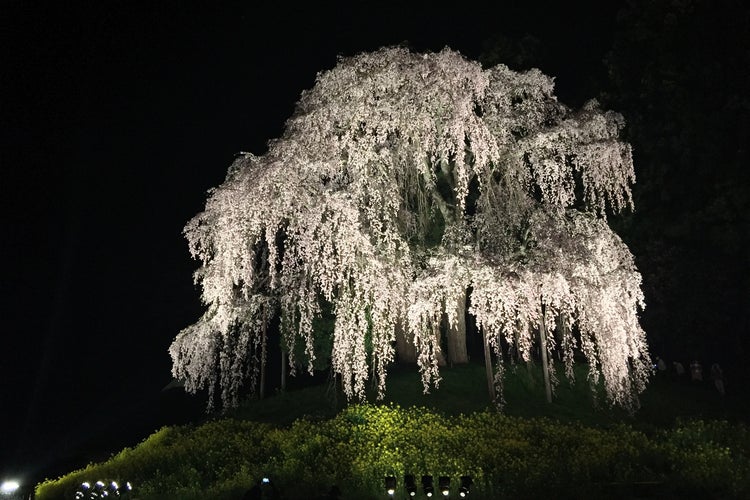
555;313;569;362
445;291;469;365
483;328;496;402
539;302;552;404
395;320;417;363
522;323;533;374
280;349;287;391
259;304;268;400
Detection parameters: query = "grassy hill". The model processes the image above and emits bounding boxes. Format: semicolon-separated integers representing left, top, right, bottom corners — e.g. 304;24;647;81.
231;360;744;429
34;361;750;499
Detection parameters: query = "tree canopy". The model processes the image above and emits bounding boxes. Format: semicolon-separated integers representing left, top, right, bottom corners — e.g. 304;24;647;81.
170;46;650;411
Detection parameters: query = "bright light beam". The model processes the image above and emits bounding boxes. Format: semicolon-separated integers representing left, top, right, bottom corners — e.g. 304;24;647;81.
0;480;20;495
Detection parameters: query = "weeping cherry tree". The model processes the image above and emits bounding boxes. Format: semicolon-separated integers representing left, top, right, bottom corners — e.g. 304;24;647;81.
170;46;650;412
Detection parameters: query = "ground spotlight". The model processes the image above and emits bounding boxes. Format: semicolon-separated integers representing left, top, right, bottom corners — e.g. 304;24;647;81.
421;475;434;497
0;480;20;495
75;482;90;499
107;481;119;496
245;477;278;500
385;476;396;496
458;476;472;497
404;474;417;497
74;479;133;499
439;476;450;497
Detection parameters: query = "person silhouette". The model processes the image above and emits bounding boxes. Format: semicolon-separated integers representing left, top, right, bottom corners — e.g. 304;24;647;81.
690;360;703;382
656;356;667;373
711;363;725;396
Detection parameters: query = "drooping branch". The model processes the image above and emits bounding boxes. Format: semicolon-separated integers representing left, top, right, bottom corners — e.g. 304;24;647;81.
171;46;649;412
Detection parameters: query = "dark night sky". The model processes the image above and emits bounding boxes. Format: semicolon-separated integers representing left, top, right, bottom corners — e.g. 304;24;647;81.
2;0;649;487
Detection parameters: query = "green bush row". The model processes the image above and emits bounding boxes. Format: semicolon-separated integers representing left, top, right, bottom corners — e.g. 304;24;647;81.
35;405;750;499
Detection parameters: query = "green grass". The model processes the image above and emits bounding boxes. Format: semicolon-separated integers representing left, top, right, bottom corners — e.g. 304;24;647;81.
230;359;744;431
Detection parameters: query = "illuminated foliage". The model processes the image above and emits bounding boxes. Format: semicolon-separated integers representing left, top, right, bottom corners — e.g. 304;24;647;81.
34;406;750;500
170;46;649;410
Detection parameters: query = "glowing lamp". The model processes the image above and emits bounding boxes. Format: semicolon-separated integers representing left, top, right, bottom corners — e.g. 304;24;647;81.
459;475;472;497
385;476;396;496
404;474;417;497
0;481;20;495
422;475;434;497
439;476;450;496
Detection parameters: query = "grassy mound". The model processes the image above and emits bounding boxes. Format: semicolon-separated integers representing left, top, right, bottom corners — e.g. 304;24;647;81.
35;362;749;499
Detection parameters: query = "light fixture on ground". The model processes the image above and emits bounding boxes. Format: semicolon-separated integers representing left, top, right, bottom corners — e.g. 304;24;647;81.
108;481;120;496
259;476;276;497
439;476;450;497
421;475;434;497
0;480;19;495
459;476;472;497
385;476;396;497
75;479;133;498
75;482;90;499
404;474;417;497
438;476;451;497
245;476;274;499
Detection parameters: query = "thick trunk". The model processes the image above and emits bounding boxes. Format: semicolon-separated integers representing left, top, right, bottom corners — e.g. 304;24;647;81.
259;304;268;400
539;303;552;404
483;328;496;402
555;313;569;362
445;291;469;365
511;319;524;364
395;320;417;363
396;320;446;366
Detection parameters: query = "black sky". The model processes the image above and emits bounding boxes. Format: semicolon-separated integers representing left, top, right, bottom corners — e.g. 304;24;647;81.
2;0;630;486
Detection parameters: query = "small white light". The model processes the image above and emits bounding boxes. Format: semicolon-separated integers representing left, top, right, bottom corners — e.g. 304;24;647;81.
410;492;416;497
82;482;91;489
460;492;466;497
0;481;20;494
111;481;118;490
442;490;450;496
387;488;395;495
126;481;132;490
96;481;105;488
427;493;433;498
